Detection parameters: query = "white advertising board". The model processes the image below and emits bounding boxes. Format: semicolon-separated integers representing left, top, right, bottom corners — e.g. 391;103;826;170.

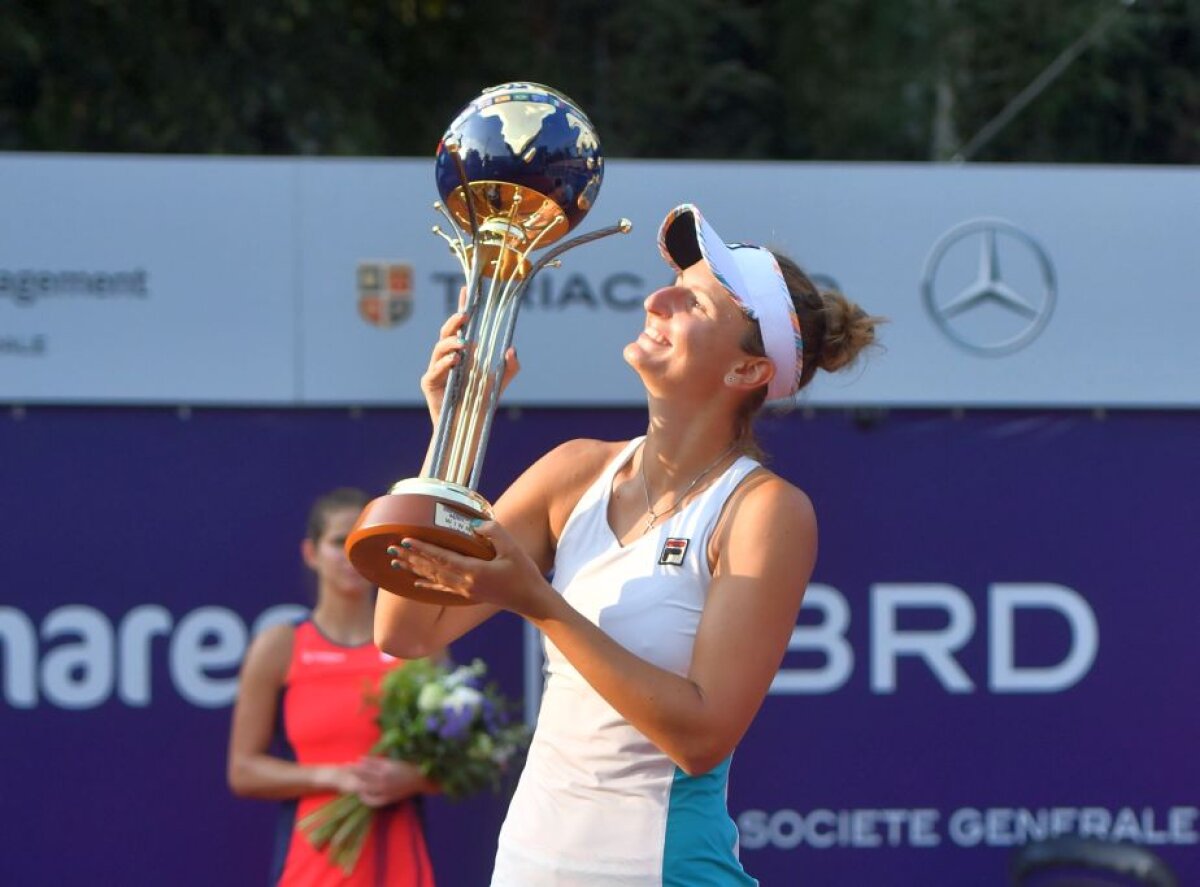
2;154;1197;407
0;155;298;402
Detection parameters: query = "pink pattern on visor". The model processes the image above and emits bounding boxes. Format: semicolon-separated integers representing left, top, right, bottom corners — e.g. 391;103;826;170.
657;204;803;401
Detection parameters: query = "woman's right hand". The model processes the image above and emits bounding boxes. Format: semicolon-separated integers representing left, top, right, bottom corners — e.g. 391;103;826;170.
419;310;469;425
350;756;438;807
419;297;520;426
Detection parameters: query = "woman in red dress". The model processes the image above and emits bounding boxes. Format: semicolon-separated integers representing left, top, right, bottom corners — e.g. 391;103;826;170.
228;487;437;886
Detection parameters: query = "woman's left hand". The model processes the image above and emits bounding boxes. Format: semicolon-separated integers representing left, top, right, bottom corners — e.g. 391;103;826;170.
391;520;555;620
351;756;436;807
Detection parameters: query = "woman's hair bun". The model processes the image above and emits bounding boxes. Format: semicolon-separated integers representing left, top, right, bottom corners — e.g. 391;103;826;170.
815;289;882;373
768;251;885;389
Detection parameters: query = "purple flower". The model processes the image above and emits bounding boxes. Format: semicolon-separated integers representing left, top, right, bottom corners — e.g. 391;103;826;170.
437;706;474;741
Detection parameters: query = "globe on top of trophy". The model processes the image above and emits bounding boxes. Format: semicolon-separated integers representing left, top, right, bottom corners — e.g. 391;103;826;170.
435;82;603;252
344;82;630;606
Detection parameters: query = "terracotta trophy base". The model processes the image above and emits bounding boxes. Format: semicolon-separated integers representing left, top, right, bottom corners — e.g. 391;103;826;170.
345;478;495;607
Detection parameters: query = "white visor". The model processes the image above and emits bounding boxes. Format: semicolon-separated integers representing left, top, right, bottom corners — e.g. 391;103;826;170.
657;204;803;401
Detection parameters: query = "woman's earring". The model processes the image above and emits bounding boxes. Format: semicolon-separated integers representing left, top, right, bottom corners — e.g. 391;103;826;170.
725;374;737;384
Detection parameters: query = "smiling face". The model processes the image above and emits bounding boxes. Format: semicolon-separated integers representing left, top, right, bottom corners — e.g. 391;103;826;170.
623;261;769;399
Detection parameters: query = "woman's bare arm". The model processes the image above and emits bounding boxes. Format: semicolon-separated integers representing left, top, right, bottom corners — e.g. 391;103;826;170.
374;439;615;658
393;471;816;775
226;624;359;799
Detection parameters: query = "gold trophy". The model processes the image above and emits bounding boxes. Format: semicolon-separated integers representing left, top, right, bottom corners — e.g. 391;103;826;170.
346;82;630;605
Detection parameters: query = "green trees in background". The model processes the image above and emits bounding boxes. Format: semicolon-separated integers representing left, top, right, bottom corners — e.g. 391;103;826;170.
1;0;1196;162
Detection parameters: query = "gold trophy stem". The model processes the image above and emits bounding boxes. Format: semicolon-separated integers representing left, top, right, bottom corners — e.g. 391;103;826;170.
452;197;528;485
426;253;485;482
449;226;512;485
425;213;633;491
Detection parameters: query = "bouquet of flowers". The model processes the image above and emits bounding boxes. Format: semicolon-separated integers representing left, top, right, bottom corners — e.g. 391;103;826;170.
300;657;529;873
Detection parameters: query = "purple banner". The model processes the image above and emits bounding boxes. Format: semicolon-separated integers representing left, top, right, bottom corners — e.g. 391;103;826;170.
1;407;1196;885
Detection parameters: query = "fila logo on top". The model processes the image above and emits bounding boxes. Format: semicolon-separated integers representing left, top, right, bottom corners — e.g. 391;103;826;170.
658;537;689;566
301;650;346;664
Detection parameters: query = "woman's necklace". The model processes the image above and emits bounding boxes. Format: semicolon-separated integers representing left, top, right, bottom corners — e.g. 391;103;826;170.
639;441;738;533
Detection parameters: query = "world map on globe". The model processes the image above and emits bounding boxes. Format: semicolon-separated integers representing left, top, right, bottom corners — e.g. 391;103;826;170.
436;82;605;237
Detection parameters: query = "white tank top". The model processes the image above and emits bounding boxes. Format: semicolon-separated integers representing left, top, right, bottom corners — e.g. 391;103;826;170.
492;437;761;887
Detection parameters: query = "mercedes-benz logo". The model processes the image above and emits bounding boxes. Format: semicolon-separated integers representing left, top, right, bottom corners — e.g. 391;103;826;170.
921;218;1056;356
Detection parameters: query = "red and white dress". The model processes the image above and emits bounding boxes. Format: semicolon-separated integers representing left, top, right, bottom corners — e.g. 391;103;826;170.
272;619;435;887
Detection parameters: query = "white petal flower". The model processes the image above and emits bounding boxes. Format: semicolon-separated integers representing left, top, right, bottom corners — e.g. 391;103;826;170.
417;682;447;713
443;684;484;715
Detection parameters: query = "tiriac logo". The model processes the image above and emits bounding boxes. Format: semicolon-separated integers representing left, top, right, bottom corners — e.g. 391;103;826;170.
357;261;413;328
